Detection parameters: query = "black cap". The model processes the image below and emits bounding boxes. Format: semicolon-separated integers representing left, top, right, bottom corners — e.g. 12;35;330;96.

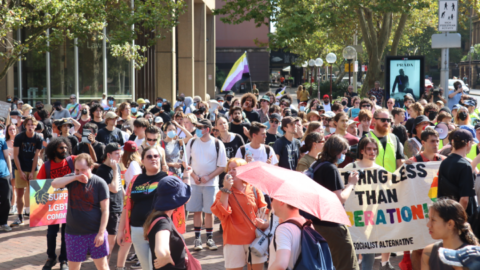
196;119;213;130
451;129;474;143
414;115;431;126
270;113;281;121
35;101;43;105
10;111;21;117
54;101;62;107
216;96;224;101
13;97;19;101
105;143;121;154
439;106;452;115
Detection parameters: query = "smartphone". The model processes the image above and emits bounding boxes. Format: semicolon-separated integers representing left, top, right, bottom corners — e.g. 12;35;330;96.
82;128;92;143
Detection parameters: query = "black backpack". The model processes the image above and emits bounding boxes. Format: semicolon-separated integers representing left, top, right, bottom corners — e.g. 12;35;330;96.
189;138;220;165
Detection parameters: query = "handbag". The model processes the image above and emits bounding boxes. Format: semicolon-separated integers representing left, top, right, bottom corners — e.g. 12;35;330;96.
148;217;202;270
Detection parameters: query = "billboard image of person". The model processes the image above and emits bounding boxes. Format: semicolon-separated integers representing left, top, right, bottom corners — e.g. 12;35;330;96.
386;56;424;107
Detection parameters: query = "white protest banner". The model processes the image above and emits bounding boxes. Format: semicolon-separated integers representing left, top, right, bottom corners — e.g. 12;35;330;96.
340;162;439;254
0;101;10;119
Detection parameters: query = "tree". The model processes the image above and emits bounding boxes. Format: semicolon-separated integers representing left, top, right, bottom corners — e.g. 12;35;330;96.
214;0;477;96
0;0;186;81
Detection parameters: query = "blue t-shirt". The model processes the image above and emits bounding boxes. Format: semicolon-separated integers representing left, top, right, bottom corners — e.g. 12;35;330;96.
448;90;462;110
0;138;10;178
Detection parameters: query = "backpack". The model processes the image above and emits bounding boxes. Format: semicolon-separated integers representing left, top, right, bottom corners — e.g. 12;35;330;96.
188;138;220;165
303;161;326;179
274;219;334;270
239;145;271;160
413;153;442;162
45;156;75;179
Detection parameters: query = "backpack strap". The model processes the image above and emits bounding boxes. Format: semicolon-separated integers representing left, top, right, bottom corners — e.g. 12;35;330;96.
352;162;357;169
161;140;166;149
147;217;166;236
273;219;304;251
66;156;75;173
414;154;423;162
266;145;271;158
240;145;246;159
188;138;196;165
215;138;220;163
45;160;51;179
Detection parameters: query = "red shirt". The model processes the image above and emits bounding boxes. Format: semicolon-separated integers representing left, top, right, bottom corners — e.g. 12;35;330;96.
37;156;77;179
409;153;446;162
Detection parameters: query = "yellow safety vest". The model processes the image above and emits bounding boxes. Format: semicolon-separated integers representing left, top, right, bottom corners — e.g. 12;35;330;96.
466;143;480;170
439;139;444;151
470;113;480;125
366;131;397;173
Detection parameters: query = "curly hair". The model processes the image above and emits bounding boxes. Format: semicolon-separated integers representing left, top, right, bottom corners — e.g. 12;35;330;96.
240;93;258;109
45;137;72;162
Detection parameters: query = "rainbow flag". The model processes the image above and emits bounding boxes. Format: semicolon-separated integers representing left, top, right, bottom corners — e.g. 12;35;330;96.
428;174;438;202
221;52;250;92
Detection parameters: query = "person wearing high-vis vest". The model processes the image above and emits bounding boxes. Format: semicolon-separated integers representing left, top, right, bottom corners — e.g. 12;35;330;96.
464;99;480;125
365;109;405;173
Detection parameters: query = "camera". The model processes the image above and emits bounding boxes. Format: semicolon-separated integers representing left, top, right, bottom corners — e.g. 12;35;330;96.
433;88;439;97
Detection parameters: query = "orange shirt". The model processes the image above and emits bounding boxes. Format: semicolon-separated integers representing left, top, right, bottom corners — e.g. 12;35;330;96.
211;184;267;245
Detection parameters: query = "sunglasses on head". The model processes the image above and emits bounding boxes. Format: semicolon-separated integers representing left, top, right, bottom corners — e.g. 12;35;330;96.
146;154;160;160
375;118;391;123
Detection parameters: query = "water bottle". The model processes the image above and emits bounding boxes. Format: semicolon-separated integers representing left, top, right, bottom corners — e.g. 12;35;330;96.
246;147;254;162
210;113;216;121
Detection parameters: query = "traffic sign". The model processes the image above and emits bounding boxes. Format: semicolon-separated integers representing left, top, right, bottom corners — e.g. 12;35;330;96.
344;63;353;72
438;0;458;32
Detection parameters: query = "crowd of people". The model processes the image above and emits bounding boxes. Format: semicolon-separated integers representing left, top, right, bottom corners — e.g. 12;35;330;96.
0;80;479;270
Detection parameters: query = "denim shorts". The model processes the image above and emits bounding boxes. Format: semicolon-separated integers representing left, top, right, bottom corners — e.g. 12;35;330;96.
186;185;218;213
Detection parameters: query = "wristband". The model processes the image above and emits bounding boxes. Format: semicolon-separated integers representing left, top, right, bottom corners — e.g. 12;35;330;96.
220;188;232;194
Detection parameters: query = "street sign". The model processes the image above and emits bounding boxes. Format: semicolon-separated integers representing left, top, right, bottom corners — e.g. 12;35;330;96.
362;65;368;72
354;61;358;72
438;0;458;32
344;63;353;72
431;32;461;48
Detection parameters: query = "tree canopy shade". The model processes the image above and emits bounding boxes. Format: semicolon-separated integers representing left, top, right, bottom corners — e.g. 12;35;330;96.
214;0;478;95
0;0;186;81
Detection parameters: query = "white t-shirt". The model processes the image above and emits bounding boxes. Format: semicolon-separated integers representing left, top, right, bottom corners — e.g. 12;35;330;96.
184;136;228;186
268;216;304;270
177;127;186;139
234;143;279;165
124;160;142;187
343;161;383;170
323;103;332;112
134;136;145;148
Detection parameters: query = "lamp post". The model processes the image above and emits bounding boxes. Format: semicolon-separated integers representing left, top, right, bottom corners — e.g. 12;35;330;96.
326;53;337;102
308;59;315;95
470;46;474;87
302;61;308;84
315;58;323;100
343;46;356;85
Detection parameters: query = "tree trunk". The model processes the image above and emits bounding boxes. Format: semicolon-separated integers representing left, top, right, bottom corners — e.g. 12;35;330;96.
390;13;409;56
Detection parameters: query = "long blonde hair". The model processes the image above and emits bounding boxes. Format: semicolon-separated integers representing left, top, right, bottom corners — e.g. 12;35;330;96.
121;150;142;171
302;121;322;142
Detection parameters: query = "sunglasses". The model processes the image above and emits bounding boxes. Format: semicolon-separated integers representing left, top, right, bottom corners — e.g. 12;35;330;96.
146;154;160;160
270;119;279;124
375;118;391;123
196;126;208;130
362;105;372;108
387;102;394;104
212;129;219;132
146;138;158;142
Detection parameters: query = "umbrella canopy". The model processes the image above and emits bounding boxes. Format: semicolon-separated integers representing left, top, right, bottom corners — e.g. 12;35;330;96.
235;161;351;226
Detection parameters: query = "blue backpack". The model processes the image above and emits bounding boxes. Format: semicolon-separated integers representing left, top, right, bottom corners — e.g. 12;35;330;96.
303;161;326;179
274;219;334;270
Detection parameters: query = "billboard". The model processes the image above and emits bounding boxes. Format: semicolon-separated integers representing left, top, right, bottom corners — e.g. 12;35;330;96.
385;56;425;107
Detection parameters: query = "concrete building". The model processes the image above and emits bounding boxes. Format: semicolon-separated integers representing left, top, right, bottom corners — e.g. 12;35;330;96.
215;0;270;92
0;0;216;105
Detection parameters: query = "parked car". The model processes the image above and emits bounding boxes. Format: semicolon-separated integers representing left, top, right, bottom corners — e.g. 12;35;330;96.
448;79;470;94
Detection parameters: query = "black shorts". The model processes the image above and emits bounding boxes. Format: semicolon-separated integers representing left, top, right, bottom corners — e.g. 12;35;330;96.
106;212;121;235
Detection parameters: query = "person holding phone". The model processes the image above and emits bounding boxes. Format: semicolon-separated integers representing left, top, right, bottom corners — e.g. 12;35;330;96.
448;81;464;110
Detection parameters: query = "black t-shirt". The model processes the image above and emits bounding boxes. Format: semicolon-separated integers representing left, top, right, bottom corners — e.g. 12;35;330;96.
220;134;245;159
392;125;408;145
273;136;301;170
66;173;110;235
73;141;106;164
438;154;476;203
159;112;172;123
311;161;343;226
90;120;107;130
66;135;79;150
244;109;260;123
229;122;251;143
148;215;186;270
130;171;168;227
266;132;280;146
150;107;161;115
95;164;123;213
346;92;358;107
96;127;125;146
405;118;415;137
376;134;405;160
13;132;43;172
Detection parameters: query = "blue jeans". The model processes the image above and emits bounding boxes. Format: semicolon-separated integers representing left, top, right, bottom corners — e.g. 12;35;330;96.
360;254;375;270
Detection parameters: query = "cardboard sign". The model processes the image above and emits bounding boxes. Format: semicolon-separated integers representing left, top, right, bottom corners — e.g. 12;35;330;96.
0;101;10;119
29;179;68;227
341;163;439;254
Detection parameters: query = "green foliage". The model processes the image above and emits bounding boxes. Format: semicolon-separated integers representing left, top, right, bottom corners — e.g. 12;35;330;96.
0;0;186;80
310;81;349;100
216;66;227;88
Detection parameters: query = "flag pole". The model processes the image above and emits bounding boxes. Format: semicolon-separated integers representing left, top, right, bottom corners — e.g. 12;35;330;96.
246;51;253;92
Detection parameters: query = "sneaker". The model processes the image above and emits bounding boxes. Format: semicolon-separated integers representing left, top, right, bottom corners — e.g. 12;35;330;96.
42;258;57;270
0;224;12;232
24;208;30;218
126;253;138;263
193;238;203;251
9;205;17;215
380;261;395;270
10;218;24;227
206;239;218;250
130;261;142;269
59;261;69;270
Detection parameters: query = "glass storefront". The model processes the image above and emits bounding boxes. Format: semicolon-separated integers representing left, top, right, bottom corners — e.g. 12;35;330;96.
13;28;134;106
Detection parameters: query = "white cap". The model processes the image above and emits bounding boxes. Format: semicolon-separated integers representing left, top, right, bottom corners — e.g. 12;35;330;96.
145;99;150;103
155;116;163;123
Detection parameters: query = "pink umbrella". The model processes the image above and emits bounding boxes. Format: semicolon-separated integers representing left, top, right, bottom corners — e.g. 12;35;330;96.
235;161;351;226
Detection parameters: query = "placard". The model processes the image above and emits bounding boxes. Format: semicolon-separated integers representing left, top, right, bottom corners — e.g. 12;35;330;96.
0;101;10;119
29;179;68;227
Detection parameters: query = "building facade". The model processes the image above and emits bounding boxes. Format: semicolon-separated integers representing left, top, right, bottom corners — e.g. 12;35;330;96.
0;0;216;105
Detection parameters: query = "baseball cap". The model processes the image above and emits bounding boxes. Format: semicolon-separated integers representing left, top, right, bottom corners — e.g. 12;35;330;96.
36;101;43;105
452;104;462;111
453;128;476;144
347;119;358;126
104;111;118;120
196;119;213;129
216;96;224;101
270;113;282;121
10;110;21;117
144;99;151;104
58;119;74;128
17;100;24;104
317;105;325;111
323;94;330;99
439;106;452;115
54;101;62;107
105;143;121;154
124;141;138;152
70;94;76;99
475;123;480;130
137;98;146;104
439;246;480;269
281;116;295;129
0;117;5;123
459;125;479;143
155;116;163;123
404;93;414;100
322;111;336;118
464;100;476;107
